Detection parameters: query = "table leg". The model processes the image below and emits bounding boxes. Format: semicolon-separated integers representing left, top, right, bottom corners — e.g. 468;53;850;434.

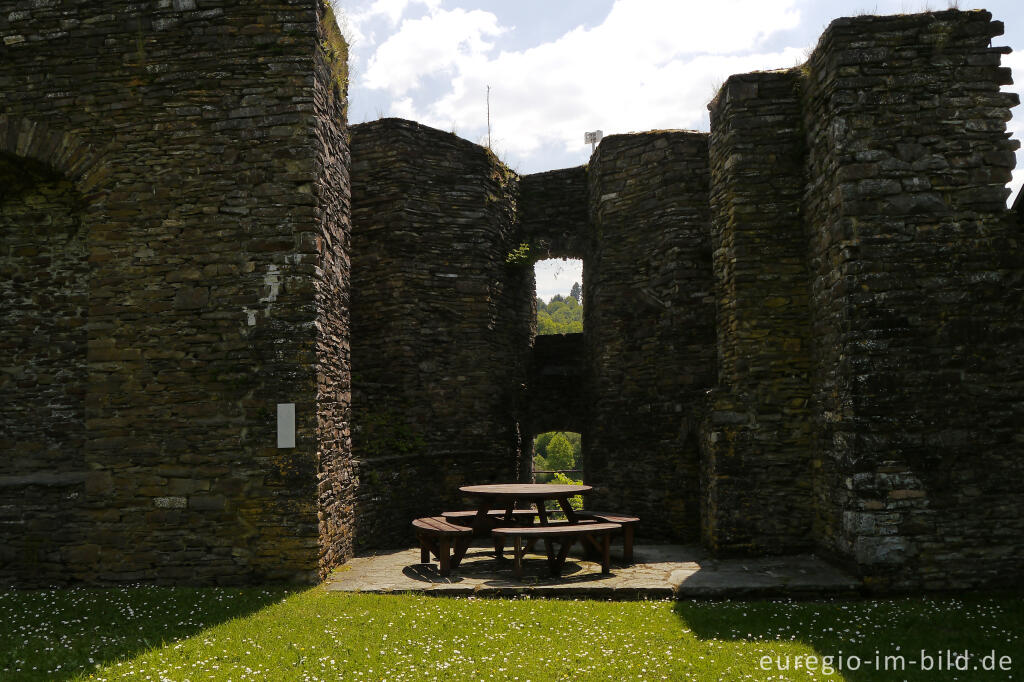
438;537;451;576
556;496;579;523
471;497;494;535
535;502;549;525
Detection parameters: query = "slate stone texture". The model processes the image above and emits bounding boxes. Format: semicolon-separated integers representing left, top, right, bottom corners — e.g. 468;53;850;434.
585;131;717;544
0;0;352;585
800;10;1024;591
349;119;531;549
705;10;1024;590
705;70;814;556
2;4;1022;593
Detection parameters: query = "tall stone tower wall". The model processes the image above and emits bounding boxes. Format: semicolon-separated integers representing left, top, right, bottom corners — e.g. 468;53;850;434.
705;9;1024;589
584;132;717;542
703;70;814;554
348;119;530;548
801;10;1023;590
0;0;352;585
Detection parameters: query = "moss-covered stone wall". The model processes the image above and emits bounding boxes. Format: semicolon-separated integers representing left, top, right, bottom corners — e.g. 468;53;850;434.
705;9;1023;589
799;10;1023;590
703;70;814;554
349;119;530;548
2;3;1021;593
585;132;717;542
0;0;352;586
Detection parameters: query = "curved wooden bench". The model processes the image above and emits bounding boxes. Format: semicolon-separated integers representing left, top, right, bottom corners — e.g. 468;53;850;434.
574;511;639;563
442;509;537;532
412;517;472;576
491;522;620;577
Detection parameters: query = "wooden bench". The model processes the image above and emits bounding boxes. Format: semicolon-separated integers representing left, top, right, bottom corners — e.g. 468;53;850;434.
491;522;621;577
412;516;472;577
442;509;538;536
574;511;639;563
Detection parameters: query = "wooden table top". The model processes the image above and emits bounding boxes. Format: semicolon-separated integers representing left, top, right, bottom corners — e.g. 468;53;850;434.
459;483;592;499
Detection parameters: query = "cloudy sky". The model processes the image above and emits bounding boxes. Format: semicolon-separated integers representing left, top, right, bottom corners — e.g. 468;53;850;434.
337;0;1024;298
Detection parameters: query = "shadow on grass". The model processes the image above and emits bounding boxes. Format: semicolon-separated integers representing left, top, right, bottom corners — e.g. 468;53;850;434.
0;584;298;681
674;594;1024;681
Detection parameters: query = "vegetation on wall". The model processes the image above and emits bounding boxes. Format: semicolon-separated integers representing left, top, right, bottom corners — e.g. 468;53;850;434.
321;1;349;112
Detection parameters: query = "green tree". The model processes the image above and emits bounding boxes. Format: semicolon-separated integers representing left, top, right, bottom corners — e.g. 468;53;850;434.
536;293;582;335
544;432;575;471
534;431;554;454
570;282;581;302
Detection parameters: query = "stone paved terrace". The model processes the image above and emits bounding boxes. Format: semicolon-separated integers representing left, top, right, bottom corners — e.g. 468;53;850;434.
326;543;861;599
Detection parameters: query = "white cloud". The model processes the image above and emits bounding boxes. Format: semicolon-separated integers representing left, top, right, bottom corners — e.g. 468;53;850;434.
362;7;506;94
365;0;804;169
1002;50;1024;206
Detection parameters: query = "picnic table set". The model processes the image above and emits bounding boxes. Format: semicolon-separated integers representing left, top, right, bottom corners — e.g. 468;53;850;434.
411;483;638;578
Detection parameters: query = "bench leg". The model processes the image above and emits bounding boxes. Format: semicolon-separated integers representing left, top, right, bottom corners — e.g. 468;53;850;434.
419;536;430;564
622;526;634;564
600;532;611;574
544;536;577;573
451;536;470;569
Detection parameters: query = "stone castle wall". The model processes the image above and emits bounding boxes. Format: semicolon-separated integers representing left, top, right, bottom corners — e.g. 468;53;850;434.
703;9;1023;588
0;0;352;585
348;119;530;548
1;4;1021;591
585;132;717;542
799;11;1024;590
704;70;814;554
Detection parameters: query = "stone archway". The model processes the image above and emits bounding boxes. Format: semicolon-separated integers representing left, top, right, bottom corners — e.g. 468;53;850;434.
0;118;109;585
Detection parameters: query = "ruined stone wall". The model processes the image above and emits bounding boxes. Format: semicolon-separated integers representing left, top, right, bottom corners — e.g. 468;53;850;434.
349;119;531;548
313;3;354;577
585;132;717;542
527;333;585;438
799;10;1024;590
703;70;814;554
0;157;89;578
518;166;590;258
517;167;590;469
0;0;352;585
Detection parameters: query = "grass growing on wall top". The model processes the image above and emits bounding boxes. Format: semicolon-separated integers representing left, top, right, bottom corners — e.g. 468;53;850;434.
321;1;349;112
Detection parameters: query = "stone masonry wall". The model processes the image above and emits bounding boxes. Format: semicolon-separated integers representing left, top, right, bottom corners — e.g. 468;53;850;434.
799;10;1024;590
518;166;590;259
0;0;352;585
349;119;530;549
703;70;814;555
585;132;717;542
312;2;354;578
1;157;89;577
517;166;590;473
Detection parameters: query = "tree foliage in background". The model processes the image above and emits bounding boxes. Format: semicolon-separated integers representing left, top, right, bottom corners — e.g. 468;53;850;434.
569;282;581;303
537;284;583;335
532;430;581;483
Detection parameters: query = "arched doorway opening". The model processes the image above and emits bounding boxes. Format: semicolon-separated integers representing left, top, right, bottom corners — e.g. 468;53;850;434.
0;151;89;581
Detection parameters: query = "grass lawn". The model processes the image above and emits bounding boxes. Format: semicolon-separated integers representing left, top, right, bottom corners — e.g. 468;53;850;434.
0;587;1021;681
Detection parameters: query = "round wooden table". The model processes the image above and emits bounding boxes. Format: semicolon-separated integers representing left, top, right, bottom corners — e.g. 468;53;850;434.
459;483;593;559
459;483;592;526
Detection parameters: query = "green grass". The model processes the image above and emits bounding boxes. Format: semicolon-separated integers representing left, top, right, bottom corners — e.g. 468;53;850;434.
0;587;1021;680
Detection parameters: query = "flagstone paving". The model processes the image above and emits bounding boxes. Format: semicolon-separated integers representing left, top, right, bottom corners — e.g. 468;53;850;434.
325;543;861;598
